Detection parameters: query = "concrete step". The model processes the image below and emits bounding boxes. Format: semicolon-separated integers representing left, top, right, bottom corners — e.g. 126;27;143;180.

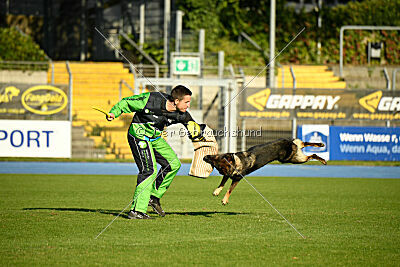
277;82;346;88
104;153;117;160
279;65;328;71
117;153;132;160
277;76;340;83
52;74;133;80
72;120;126;128
71;125;106;159
71;148;107;159
115;146;132;154
72;139;95;148
72;126;86;138
89;136;106;146
276;65;346;88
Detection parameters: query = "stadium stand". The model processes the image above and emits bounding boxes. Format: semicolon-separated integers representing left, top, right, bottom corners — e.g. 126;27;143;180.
47;62;137;159
277;65;346;88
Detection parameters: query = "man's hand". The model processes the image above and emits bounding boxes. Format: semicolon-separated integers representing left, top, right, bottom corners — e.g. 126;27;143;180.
107;113;115;121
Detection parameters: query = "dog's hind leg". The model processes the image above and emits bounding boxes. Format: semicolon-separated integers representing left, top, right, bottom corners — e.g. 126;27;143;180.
307;154;327;165
222;180;240;205
213;175;229;196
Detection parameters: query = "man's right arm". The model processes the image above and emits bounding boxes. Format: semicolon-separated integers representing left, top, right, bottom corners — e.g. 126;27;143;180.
108;92;150;119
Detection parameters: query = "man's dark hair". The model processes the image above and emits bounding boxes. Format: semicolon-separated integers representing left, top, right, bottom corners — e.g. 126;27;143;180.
170;85;192;101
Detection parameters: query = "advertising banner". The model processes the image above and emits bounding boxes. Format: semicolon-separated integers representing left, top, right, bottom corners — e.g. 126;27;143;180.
0;83;69;120
297;124;330;161
0;120;71;158
330;126;400;161
240;88;400;121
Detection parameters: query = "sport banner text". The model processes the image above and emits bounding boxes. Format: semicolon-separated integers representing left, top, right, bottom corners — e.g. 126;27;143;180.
0;120;71;158
240;88;400;121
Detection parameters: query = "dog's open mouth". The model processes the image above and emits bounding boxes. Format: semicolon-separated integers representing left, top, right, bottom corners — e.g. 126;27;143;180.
203;155;213;164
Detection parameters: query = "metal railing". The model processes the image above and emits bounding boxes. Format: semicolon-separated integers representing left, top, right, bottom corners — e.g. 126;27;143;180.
393;68;400;90
383;68;391;90
290;66;296;89
66;61;73;122
0;60;49;71
119;31;159;78
290;66;297;138
119;79;134;100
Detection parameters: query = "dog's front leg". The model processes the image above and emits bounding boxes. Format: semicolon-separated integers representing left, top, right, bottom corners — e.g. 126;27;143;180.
308;154;327;165
213;175;229;196
222;180;240;205
303;142;325;148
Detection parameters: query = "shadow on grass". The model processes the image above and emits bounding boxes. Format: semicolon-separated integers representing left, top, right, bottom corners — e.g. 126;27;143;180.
23;208;245;218
23;207;130;219
163;211;247;217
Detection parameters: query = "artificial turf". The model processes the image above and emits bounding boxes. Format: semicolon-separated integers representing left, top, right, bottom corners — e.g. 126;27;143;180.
0;174;399;265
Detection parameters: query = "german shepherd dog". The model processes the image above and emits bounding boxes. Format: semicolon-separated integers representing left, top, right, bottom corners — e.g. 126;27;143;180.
203;138;327;205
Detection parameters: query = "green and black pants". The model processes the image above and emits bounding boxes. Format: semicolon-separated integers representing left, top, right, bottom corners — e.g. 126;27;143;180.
128;133;181;213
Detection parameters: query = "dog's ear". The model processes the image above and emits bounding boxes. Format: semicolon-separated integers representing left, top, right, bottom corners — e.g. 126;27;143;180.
220;154;235;176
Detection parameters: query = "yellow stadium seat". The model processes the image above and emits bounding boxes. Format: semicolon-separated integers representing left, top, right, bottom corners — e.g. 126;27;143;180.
276;65;346;89
49;62;136;159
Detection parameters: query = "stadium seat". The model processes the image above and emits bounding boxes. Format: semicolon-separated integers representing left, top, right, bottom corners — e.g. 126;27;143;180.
276;65;346;89
48;62;136;159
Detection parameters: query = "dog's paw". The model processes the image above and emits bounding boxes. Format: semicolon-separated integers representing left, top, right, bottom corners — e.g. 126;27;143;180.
221;197;229;205
213;187;222;196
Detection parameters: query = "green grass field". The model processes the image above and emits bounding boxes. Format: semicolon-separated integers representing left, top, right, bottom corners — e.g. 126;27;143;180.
1;174;399;265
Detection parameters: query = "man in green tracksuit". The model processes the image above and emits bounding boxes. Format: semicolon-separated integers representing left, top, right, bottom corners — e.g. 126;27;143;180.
107;85;205;219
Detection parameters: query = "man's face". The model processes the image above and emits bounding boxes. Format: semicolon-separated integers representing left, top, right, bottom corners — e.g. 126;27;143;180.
175;95;191;112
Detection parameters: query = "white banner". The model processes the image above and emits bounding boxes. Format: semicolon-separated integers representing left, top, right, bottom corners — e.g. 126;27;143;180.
0;120;71;158
300;124;330;161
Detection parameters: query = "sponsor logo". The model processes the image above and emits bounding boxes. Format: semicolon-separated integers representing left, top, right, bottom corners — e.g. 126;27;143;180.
359;90;400;113
246;89;271;111
303;131;328;153
0;86;20;103
138;141;147;149
21;85;68;115
247;89;340;111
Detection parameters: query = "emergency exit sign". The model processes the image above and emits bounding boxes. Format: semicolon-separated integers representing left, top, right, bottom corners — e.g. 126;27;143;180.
172;56;200;75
